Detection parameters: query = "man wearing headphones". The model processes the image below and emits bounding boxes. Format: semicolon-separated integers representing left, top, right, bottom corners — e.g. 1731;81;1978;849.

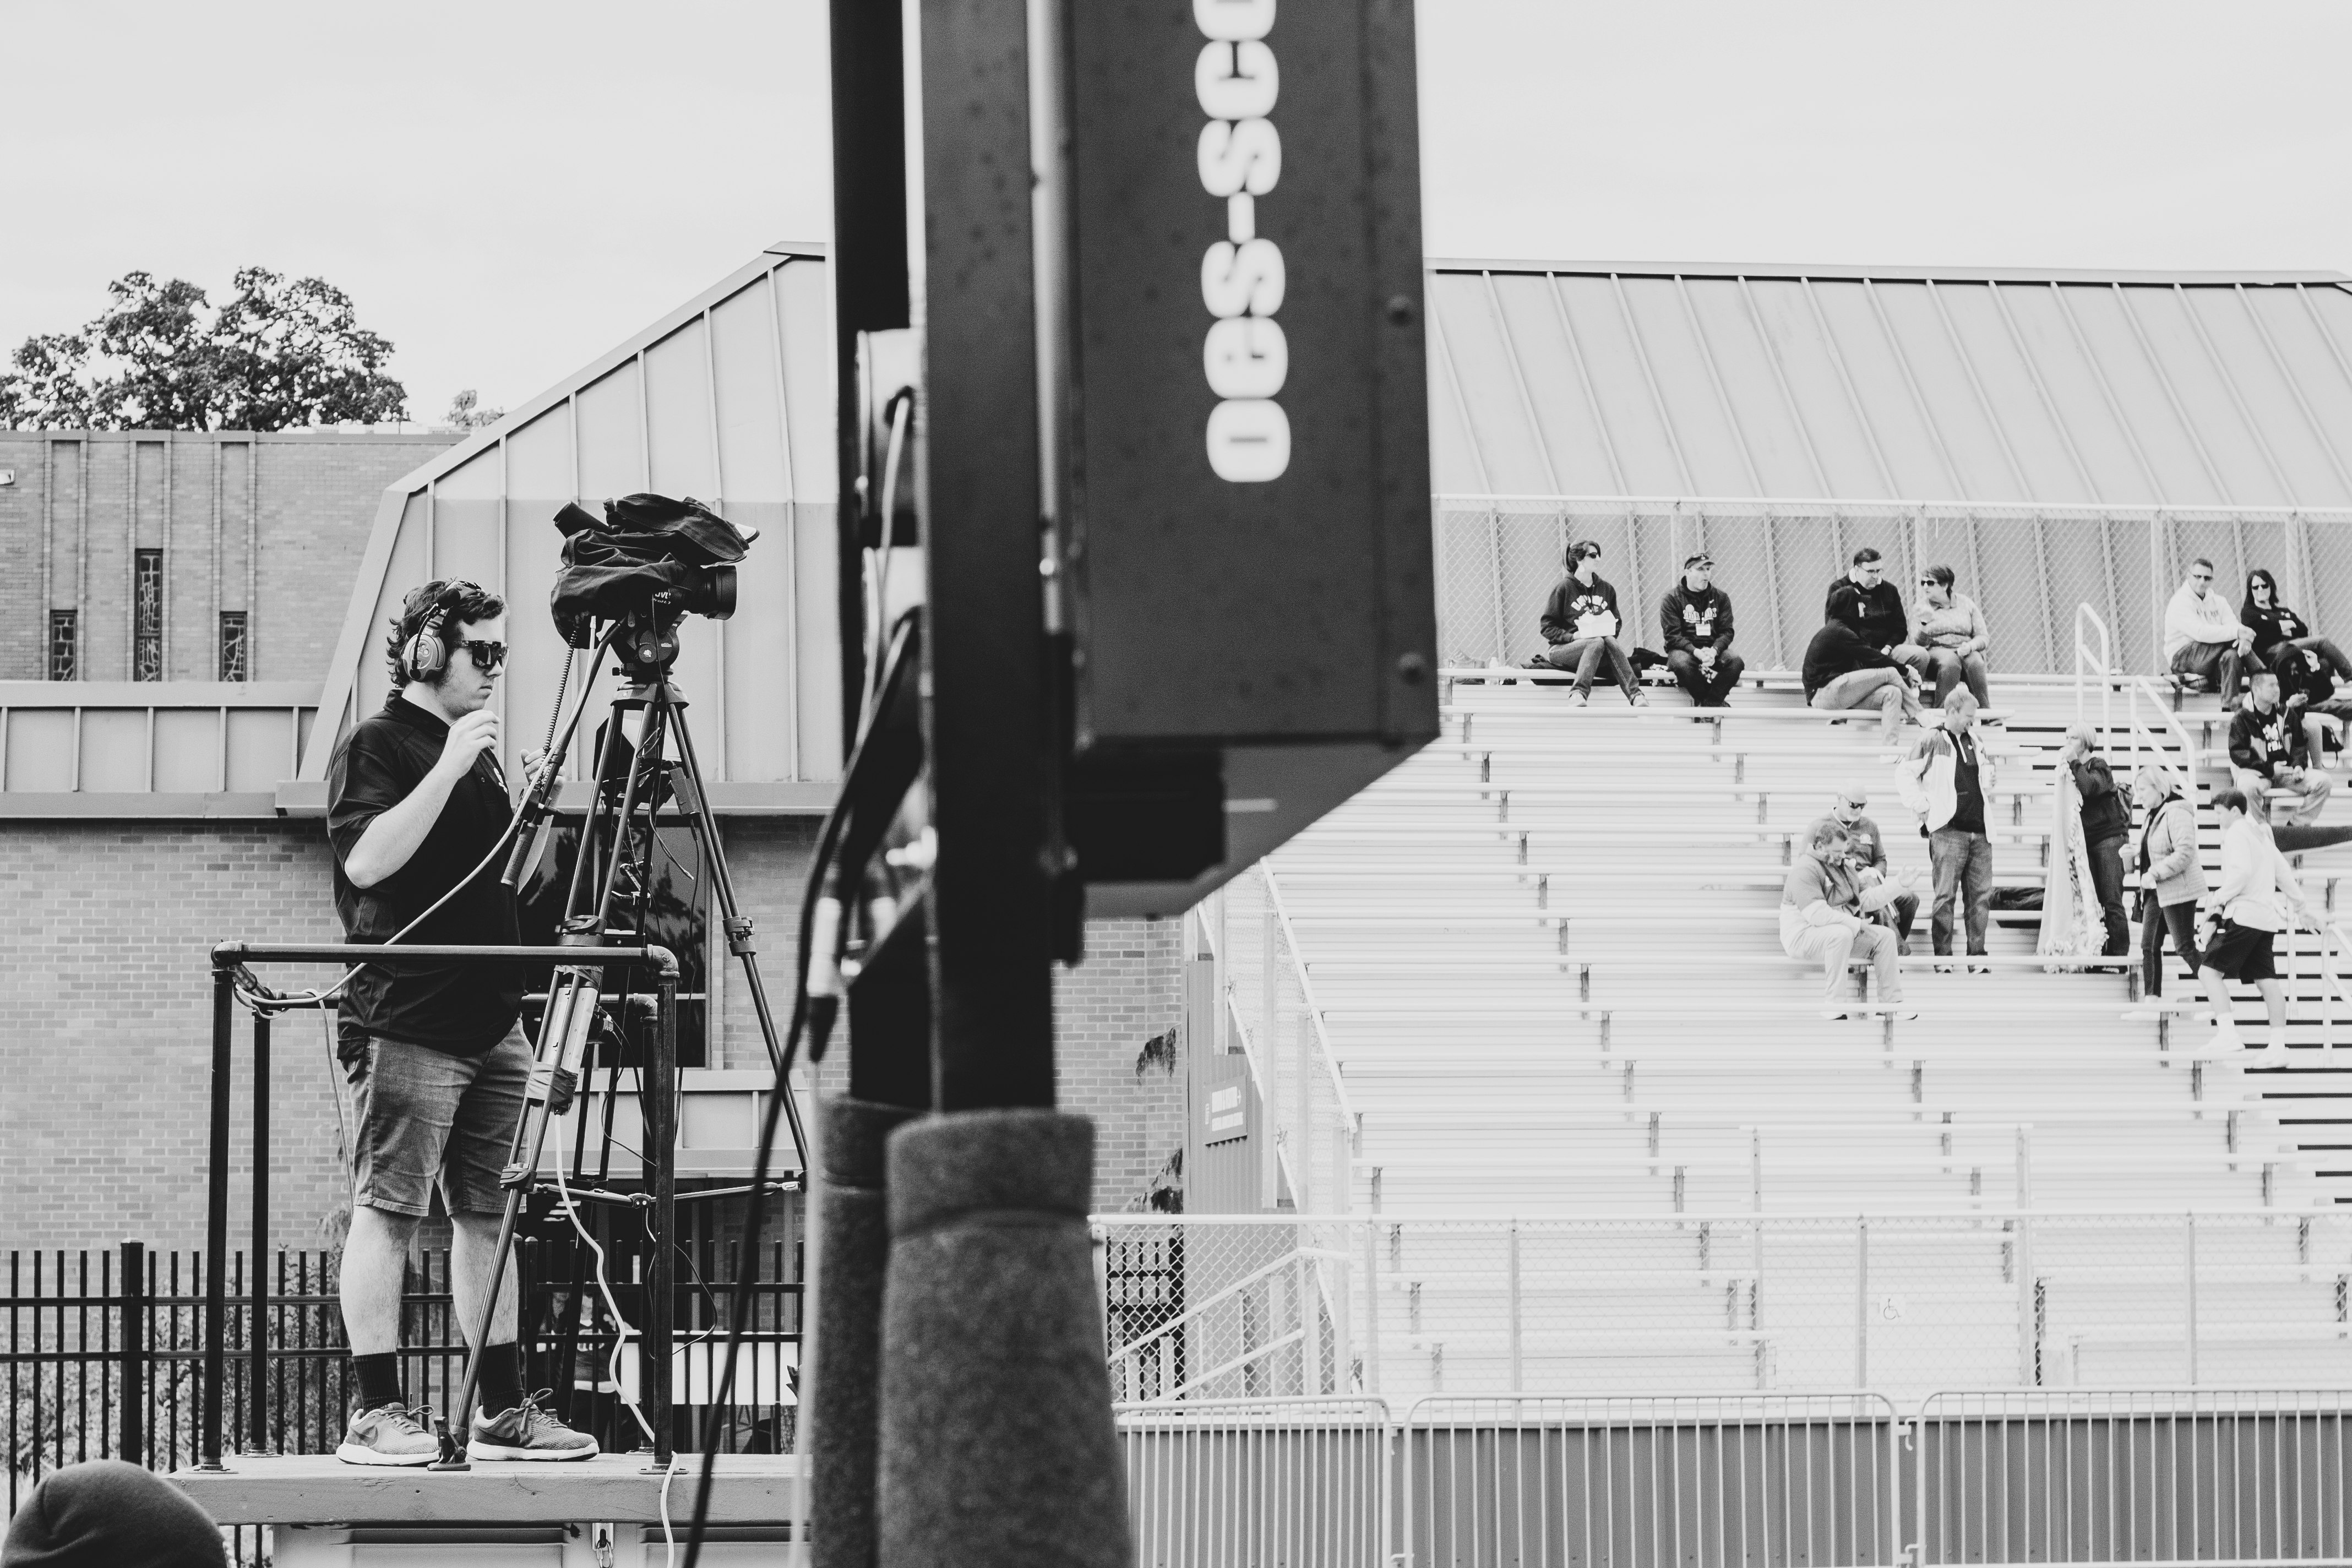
324;579;595;1466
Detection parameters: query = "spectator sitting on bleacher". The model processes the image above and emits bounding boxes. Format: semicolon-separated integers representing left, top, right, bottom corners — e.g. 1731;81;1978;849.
1825;547;1930;681
2131;763;2208;1004
2190;786;2313;1063
1801;621;1922;741
2164;558;2253;703
1538;539;1647;709
2242;569;2352;764
2227;669;2333;828
1911;565;1992;709
1900;689;1997;973
2060;723;2132;956
1659;552;1744;706
1780;819;1917;1022
1805;786;1920;955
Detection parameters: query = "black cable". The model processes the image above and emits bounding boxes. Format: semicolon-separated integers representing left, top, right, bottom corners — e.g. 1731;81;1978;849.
681;612;918;1567
232;640;611;1017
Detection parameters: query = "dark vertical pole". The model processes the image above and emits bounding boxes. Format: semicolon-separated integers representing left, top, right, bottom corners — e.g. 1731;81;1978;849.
201;966;232;1469
648;967;677;1467
829;0;913;752
918;0;1055;1113
248;1012;270;1455
119;1240;145;1468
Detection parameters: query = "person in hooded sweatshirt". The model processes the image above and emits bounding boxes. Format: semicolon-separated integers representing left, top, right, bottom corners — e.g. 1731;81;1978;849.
1659;552;1744;707
1538;538;1646;708
2;1460;226;1567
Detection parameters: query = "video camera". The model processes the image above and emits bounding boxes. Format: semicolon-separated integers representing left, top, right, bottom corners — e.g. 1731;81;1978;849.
552;493;755;674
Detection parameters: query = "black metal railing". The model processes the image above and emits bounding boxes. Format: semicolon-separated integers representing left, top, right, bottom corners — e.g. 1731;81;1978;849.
5;1235;802;1517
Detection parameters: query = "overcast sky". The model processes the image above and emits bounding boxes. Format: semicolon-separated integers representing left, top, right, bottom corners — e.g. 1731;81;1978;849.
6;0;2348;426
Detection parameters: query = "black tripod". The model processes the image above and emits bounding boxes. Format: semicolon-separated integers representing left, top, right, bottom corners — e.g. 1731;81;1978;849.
431;614;806;1469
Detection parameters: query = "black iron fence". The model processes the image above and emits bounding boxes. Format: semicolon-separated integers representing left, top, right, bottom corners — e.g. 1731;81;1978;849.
4;1231;801;1518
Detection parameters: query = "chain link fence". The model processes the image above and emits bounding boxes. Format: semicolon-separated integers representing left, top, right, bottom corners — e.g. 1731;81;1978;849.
1435;497;2352;678
1097;1212;2352;1409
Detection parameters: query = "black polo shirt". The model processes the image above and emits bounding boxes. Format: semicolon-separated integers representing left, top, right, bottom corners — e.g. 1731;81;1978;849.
325;691;522;1056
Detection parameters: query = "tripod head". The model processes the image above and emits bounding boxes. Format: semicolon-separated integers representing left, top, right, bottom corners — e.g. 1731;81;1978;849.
612;603;689;682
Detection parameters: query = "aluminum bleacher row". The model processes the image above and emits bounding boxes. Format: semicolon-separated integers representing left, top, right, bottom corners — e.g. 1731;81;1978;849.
1240;657;2352;1393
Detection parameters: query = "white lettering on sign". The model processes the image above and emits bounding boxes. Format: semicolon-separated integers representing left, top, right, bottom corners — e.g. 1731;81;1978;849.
1194;0;1289;482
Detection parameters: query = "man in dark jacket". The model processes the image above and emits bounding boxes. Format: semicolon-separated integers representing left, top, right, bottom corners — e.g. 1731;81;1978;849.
2228;668;2333;826
1659;552;1744;706
1802;621;1919;740
2060;723;2131;955
1825;547;1929;679
1539;538;1645;707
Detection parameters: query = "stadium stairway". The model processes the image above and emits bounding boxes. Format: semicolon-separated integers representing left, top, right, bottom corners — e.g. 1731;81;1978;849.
1256;665;2352;1393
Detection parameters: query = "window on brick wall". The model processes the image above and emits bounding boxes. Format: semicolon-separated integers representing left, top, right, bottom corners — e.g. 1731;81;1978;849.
219;611;249;682
48;609;77;682
133;548;163;682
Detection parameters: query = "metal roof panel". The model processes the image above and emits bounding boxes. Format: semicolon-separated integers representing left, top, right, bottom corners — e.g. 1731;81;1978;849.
1432;262;2352;508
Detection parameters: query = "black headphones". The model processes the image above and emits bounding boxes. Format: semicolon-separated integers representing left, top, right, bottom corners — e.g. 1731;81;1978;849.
398;580;479;684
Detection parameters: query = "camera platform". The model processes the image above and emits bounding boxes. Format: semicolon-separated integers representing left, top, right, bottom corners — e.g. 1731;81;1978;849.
171;1453;800;1566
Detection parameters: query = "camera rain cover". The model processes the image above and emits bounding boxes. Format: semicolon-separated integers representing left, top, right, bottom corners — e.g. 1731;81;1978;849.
549;493;757;645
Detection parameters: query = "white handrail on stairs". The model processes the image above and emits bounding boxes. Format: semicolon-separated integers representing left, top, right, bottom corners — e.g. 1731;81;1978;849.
2074;600;2202;787
1260;865;1363;1135
2075;602;2113;743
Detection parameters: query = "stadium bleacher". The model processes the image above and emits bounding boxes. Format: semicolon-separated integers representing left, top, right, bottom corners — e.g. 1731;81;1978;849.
1245;657;2352;1395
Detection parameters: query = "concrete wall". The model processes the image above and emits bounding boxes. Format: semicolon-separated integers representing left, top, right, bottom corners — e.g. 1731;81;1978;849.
0;430;459;684
0;813;1194;1253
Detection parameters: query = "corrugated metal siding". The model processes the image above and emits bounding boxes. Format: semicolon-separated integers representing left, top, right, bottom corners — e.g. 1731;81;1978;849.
302;244;841;790
1427;265;2352;507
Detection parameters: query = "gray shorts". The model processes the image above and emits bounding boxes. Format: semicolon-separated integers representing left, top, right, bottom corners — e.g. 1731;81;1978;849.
345;1025;531;1218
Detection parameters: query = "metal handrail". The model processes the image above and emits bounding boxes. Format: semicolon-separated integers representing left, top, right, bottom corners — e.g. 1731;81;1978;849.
2075;601;2113;742
1107;1244;1351;1379
1259;865;1363;1133
2126;672;2204;790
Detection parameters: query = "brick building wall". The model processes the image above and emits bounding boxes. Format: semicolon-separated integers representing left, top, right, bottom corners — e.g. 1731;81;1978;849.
0;815;1195;1253
0;430;459;683
1055;919;1190;1213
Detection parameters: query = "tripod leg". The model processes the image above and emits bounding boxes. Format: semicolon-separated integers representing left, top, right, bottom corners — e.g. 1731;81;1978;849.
661;687;810;1172
429;968;601;1467
428;1184;526;1470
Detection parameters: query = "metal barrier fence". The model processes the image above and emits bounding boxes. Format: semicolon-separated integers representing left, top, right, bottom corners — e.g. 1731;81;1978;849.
1097;1213;2352;1407
1434;496;2352;677
1118;1397;1392;1567
1119;1390;2352;1567
1912;1389;2352;1567
1404;1393;1902;1568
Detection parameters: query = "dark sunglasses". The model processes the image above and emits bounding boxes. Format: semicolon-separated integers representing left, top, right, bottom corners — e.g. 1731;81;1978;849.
456;639;507;672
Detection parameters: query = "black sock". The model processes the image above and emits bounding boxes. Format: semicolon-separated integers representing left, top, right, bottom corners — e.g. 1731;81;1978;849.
477;1343;524;1417
352;1352;404;1412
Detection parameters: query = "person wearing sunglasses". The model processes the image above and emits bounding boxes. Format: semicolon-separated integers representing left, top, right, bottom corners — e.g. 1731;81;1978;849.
1538;538;1646;707
1910;565;1991;709
2164;557;2254;705
2241;567;2352;761
323;578;597;1467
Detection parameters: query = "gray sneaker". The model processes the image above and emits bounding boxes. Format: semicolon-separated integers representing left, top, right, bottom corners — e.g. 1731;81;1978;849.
335;1401;439;1466
467;1390;599;1461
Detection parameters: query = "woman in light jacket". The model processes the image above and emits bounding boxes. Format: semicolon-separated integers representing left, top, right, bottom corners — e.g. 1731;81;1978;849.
1912;565;1992;709
2132;764;2207;999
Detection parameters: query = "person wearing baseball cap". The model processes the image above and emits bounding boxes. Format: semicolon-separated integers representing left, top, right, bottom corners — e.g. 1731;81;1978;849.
1659;553;1744;707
